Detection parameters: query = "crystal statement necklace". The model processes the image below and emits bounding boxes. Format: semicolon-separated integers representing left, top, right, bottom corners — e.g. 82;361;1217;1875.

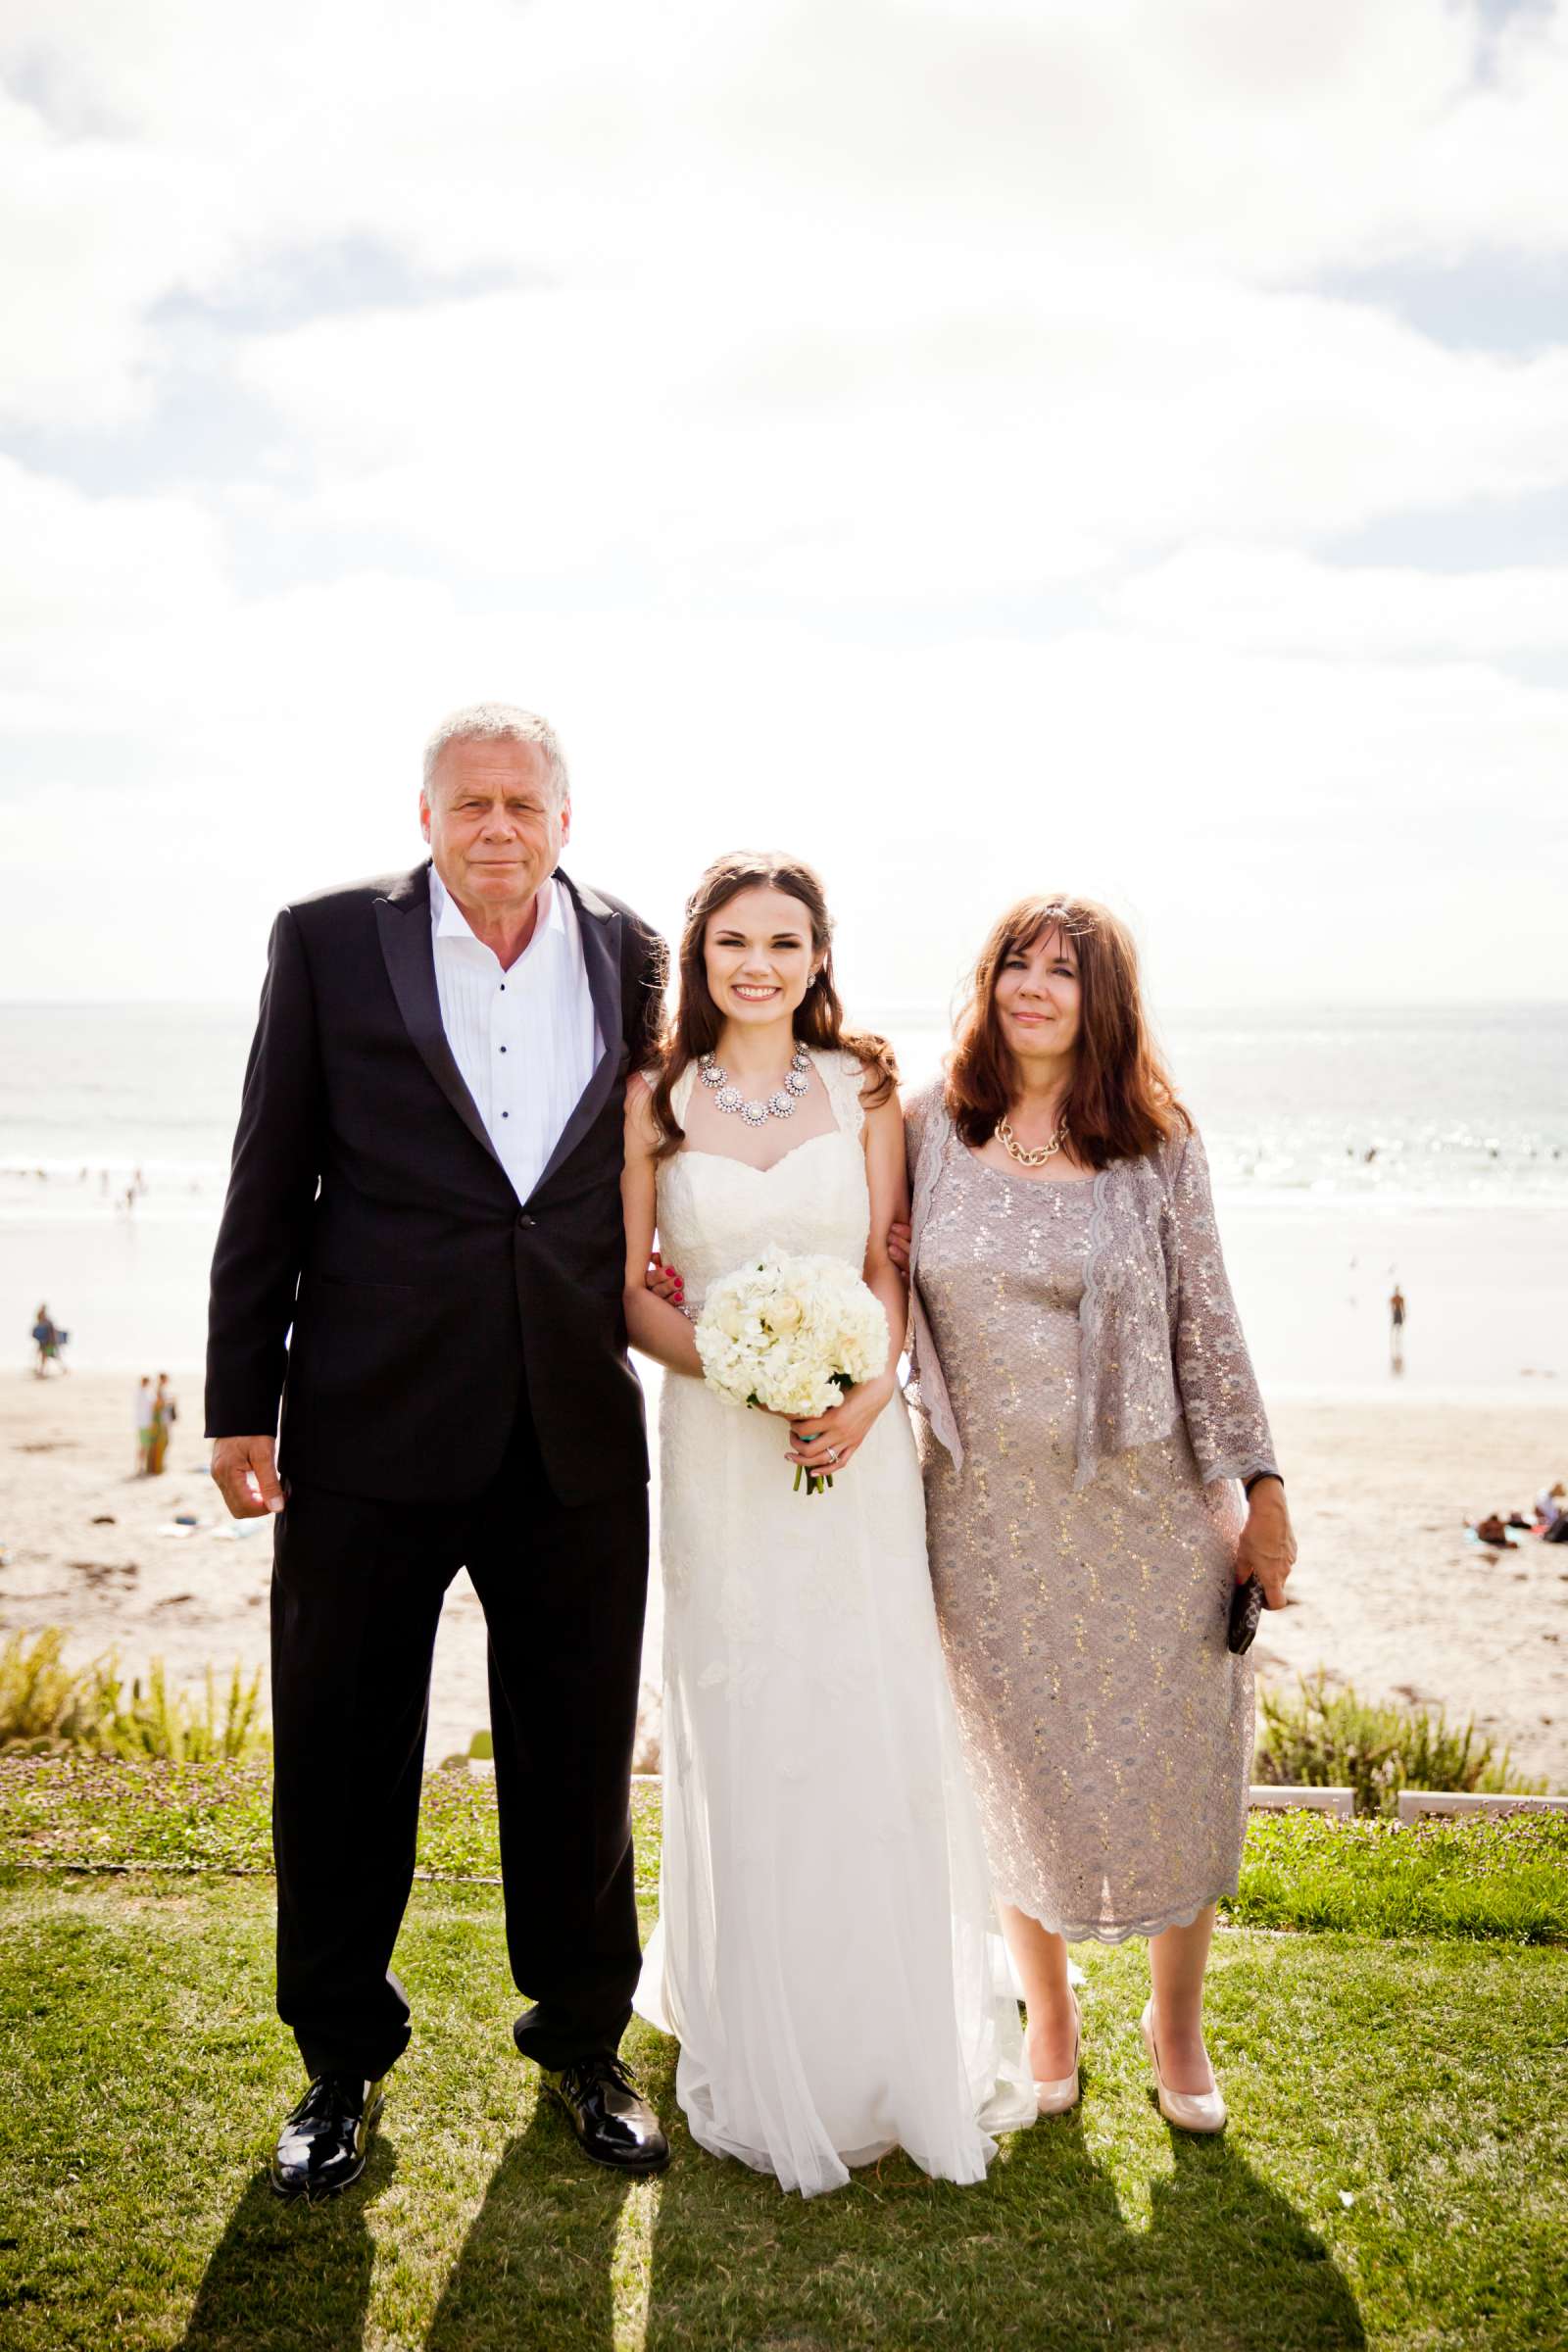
699;1043;812;1128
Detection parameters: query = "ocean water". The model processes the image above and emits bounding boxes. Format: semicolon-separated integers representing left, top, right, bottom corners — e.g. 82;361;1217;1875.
2;1001;1565;1389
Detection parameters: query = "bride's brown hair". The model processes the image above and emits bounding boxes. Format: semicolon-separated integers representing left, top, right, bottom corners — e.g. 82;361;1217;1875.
649;852;898;1159
946;895;1189;1167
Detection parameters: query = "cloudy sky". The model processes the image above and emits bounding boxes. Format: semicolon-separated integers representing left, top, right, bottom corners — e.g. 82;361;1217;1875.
3;0;1565;1014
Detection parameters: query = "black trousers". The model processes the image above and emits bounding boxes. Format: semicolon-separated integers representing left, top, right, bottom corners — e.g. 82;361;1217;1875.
270;1404;650;2082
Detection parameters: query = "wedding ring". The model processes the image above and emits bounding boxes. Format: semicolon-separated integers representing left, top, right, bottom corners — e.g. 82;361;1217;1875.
826;1446;839;1465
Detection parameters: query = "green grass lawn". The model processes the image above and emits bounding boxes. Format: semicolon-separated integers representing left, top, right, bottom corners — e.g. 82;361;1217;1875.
5;1759;1565;1942
0;1774;1564;2350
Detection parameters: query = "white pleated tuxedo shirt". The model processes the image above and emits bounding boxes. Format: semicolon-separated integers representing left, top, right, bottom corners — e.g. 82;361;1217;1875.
429;865;603;1205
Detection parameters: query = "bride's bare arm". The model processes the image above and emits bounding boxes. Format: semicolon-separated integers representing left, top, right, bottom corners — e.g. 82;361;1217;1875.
622;1077;703;1378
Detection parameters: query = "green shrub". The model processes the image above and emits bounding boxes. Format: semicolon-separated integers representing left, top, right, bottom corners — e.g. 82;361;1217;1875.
0;1629;269;1762
1255;1671;1545;1819
0;1629;83;1745
83;1657;268;1763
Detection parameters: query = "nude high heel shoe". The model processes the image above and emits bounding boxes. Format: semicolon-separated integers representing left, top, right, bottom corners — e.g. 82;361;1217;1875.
1140;1999;1227;2133
1033;1996;1081;2117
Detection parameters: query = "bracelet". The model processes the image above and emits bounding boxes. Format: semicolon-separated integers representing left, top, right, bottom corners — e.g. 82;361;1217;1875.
1244;1472;1283;1497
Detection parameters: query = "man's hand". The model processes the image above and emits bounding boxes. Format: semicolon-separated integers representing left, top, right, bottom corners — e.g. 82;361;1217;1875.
1235;1478;1296;1608
212;1435;284;1519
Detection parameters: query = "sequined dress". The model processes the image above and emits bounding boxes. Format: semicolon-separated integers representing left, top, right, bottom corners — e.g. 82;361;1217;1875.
915;1146;1253;1944
633;1051;1034;2196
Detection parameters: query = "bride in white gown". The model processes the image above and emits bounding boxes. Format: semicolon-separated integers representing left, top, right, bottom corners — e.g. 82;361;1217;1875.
622;853;1034;2198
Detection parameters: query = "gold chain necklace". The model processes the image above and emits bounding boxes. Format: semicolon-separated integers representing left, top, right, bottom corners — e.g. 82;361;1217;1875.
997;1112;1069;1169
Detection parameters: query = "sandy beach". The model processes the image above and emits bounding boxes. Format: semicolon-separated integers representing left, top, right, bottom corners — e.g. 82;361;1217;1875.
3;1369;1563;1787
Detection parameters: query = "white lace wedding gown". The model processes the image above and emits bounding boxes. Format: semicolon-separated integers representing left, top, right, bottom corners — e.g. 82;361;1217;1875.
634;1050;1035;2197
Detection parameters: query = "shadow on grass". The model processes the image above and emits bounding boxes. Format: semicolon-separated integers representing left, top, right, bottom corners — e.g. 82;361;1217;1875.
424;2095;633;2351
1147;2129;1366;2352
177;2132;398;2351
643;2069;1367;2352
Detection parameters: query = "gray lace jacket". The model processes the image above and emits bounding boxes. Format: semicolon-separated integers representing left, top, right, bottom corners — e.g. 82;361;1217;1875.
904;1081;1280;1493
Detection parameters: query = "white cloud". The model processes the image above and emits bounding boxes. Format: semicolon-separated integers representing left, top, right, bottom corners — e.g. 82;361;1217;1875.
0;84;222;432
5;557;1564;1005
0;458;224;633
5;2;1568;432
2;0;1566;1005
226;270;1568;607
1115;543;1568;658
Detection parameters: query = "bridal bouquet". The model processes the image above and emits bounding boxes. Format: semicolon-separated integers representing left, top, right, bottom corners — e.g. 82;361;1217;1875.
694;1249;890;1494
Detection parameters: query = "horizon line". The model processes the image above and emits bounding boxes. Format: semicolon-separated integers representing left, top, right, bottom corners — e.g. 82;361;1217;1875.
3;994;1568;1018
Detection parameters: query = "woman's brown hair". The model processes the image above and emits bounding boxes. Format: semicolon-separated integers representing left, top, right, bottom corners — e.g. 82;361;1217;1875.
946;896;1189;1166
649;852;898;1158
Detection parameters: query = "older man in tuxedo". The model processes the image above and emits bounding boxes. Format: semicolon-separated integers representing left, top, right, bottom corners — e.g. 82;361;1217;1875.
207;703;667;2196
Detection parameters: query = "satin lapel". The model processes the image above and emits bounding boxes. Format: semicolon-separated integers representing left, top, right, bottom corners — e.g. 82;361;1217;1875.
373;866;506;1176
529;875;624;1202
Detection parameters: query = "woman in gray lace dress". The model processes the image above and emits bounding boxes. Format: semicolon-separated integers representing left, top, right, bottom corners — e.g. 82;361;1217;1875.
900;896;1297;2132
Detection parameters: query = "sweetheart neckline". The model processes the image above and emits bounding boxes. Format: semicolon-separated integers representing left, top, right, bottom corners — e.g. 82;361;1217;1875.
667;1128;855;1178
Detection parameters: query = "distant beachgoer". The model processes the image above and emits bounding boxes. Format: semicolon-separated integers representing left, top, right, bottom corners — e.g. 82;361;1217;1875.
1472;1514;1517;1549
30;1306;65;1377
1389;1283;1406;1373
1537;1482;1565;1532
149;1374;177;1476
135;1378;156;1475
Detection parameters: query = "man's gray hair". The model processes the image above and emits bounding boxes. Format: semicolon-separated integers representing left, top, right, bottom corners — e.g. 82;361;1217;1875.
421;703;569;803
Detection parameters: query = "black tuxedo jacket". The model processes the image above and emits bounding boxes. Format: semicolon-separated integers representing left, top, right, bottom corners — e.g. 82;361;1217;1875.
205;862;665;1506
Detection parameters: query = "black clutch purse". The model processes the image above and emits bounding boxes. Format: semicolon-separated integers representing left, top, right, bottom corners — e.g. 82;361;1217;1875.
1227;1576;1264;1655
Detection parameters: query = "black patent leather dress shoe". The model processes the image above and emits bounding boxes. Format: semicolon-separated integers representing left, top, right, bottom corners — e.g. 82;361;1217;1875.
543;2053;669;2174
270;2073;385;2202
